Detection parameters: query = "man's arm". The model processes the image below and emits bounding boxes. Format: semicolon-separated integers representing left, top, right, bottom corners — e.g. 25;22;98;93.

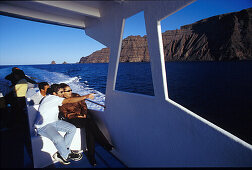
5;73;13;81
25;76;37;84
62;93;94;104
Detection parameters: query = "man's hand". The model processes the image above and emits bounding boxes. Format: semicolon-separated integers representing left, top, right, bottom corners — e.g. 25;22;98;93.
86;93;95;100
77;115;87;119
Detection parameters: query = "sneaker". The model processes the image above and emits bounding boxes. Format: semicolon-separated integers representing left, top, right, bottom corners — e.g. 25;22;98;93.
68;152;83;161
71;149;84;154
53;152;70;165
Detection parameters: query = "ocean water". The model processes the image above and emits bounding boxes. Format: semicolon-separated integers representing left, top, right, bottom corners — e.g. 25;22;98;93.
0;61;251;143
0;63;107;111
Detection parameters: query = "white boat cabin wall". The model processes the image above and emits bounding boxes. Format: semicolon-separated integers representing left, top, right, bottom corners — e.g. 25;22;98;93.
0;0;251;167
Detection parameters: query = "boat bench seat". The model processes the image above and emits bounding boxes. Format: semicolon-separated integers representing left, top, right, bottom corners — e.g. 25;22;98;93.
26;103;85;168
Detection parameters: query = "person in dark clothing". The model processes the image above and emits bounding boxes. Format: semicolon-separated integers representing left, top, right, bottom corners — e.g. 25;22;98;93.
4;67;37;107
4;69;33;165
58;83;113;166
4;69;28;125
5;67;37;87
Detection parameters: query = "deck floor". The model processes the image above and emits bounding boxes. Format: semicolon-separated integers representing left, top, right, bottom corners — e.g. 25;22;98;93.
1;122;126;168
45;144;126;168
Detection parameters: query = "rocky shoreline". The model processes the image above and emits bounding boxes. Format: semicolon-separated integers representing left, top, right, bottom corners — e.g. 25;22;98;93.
79;7;252;63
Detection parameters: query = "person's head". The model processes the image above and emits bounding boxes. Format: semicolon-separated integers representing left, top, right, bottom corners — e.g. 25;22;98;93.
13;69;25;80
38;82;50;96
60;83;72;98
12;67;20;72
49;84;64;97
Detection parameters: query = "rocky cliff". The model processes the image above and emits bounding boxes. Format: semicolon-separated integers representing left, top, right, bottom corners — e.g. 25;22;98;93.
79;7;252;63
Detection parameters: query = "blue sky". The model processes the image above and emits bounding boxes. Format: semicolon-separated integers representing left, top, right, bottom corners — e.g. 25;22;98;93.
0;0;251;65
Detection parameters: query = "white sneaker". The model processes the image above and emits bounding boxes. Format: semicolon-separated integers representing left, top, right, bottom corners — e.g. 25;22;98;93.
71;149;84;154
68;152;83;161
52;152;70;165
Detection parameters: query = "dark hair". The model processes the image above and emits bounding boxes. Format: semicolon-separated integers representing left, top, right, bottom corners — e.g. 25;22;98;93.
13;69;25;79
46;87;52;95
59;83;69;89
38;82;49;90
48;84;62;94
12;67;20;72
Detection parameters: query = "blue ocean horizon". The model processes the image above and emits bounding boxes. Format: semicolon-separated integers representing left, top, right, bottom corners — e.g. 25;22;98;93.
0;61;251;144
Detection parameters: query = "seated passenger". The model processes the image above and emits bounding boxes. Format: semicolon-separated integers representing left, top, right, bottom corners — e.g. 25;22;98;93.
34;84;95;165
59;83;114;166
29;82;50;105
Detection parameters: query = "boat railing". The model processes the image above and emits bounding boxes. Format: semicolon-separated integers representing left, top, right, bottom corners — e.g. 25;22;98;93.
85;99;106;108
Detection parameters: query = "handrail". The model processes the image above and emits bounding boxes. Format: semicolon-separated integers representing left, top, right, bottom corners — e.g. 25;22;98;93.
85;99;106;108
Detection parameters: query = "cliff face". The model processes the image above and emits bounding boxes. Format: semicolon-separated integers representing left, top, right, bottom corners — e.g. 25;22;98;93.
79;36;149;63
79;8;252;63
79;48;110;63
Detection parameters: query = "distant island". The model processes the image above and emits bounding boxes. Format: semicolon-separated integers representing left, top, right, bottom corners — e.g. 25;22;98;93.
79;7;252;63
50;61;69;64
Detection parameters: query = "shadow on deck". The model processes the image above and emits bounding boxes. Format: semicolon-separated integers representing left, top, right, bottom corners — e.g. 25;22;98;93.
45;144;126;168
0;118;126;168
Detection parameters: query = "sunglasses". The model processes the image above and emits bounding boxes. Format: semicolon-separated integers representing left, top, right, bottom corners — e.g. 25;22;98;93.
64;90;72;92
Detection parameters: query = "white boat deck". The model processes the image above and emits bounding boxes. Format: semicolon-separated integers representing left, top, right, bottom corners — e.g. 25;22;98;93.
0;126;125;168
45;145;125;168
27;144;125;168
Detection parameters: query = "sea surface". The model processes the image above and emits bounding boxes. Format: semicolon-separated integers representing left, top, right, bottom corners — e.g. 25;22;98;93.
0;61;251;144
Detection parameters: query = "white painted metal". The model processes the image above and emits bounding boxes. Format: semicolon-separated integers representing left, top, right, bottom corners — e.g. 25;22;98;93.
85;1;252;167
0;2;85;28
0;1;102;29
1;0;252;167
35;1;101;18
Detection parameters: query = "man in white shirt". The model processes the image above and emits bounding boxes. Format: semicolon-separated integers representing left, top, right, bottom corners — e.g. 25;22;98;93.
29;82;50;105
34;84;94;165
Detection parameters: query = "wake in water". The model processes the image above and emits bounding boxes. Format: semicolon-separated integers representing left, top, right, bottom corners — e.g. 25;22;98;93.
0;66;105;111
